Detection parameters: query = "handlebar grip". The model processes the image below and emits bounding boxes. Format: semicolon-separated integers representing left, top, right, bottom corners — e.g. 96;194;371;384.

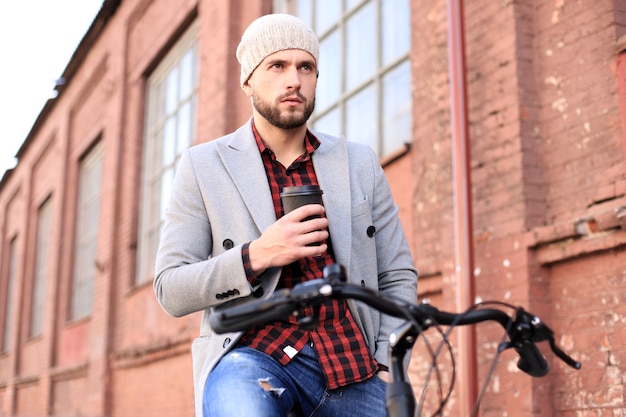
209;290;293;334
515;340;550;377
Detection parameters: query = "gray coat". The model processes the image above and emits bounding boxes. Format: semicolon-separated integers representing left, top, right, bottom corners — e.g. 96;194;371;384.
154;119;418;416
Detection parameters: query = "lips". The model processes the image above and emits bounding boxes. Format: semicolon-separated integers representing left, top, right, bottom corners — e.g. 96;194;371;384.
281;96;303;104
279;91;306;104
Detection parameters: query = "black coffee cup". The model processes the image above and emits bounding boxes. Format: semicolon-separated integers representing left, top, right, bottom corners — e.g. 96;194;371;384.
280;185;325;246
280;185;324;216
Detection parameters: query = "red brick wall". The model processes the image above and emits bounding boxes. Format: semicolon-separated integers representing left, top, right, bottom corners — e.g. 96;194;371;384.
549;249;626;414
406;0;626;416
112;354;194;417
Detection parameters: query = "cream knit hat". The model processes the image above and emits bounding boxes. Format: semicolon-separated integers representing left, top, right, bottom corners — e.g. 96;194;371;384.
236;14;319;86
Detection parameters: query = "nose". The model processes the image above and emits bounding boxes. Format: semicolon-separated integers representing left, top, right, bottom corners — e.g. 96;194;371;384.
285;66;302;89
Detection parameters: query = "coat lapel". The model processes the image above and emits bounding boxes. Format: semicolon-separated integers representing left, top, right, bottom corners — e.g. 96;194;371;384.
217;122;277;233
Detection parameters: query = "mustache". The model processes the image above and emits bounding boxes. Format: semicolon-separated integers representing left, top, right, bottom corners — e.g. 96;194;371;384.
277;91;307;102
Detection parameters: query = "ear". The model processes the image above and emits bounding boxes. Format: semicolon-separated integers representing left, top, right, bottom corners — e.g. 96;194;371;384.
241;79;253;97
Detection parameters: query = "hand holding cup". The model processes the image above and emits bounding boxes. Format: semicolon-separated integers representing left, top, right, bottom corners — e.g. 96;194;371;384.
280;185;325;245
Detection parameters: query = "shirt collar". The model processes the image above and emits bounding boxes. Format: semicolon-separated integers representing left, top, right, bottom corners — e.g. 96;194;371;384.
251;119;320;157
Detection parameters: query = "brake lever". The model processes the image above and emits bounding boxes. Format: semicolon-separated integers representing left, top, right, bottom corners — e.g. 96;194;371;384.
548;338;582;370
512;307;581;371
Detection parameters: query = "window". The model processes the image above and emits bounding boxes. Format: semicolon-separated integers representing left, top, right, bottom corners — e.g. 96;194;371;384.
2;237;18;352
136;22;199;285
71;142;104;321
275;0;412;156
31;197;52;337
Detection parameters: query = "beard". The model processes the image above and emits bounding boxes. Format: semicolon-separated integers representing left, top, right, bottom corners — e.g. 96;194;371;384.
252;90;315;130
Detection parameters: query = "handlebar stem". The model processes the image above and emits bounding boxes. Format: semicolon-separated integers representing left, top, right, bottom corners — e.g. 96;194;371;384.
387;322;419;417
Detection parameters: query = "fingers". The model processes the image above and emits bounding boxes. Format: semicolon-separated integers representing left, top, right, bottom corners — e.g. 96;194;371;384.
297;227;329;247
294;241;328;258
283;205;328;247
282;204;326;222
249;205;329;272
280;204;328;243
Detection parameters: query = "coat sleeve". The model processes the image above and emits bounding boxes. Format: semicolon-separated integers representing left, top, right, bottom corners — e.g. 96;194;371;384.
153;148;253;317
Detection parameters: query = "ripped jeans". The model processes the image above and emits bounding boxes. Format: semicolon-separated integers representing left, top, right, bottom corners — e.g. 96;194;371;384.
203;344;387;417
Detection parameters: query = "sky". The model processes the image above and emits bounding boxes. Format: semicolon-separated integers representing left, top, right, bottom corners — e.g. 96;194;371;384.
0;1;104;177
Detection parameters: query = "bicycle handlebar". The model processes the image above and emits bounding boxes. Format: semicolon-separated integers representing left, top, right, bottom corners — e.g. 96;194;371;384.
209;264;581;379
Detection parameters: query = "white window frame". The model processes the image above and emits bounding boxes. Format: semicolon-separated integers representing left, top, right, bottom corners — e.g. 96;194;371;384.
136;21;199;285
71;141;104;321
2;236;18;352
274;0;413;157
31;197;52;337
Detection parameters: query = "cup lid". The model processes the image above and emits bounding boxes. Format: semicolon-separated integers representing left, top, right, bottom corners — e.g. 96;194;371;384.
280;185;323;196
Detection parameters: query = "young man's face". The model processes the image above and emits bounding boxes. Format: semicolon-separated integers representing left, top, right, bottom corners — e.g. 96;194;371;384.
243;49;318;130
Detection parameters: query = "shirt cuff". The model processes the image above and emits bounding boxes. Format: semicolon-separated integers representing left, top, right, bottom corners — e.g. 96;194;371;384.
242;242;262;287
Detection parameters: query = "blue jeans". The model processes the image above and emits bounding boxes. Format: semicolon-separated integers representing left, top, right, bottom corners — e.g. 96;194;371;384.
203;344;387;417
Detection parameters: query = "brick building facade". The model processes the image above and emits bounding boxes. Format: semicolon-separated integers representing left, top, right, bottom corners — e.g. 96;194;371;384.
1;0;625;416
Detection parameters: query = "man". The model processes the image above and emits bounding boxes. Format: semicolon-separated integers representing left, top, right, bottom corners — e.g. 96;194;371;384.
154;13;417;417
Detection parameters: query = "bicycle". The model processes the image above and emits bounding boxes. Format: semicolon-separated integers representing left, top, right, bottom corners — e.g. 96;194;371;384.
209;264;582;417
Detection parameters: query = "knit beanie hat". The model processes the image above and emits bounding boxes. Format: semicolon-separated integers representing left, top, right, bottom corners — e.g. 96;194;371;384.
236;14;320;86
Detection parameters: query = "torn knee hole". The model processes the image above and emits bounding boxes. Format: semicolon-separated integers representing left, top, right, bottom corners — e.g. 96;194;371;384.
257;377;286;397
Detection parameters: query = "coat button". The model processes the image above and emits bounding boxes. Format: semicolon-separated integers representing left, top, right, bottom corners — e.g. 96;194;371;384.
223;338;231;348
367;226;376;237
223;239;234;250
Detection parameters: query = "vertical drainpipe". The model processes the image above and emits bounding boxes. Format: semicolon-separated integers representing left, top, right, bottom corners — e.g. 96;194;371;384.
446;0;478;413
